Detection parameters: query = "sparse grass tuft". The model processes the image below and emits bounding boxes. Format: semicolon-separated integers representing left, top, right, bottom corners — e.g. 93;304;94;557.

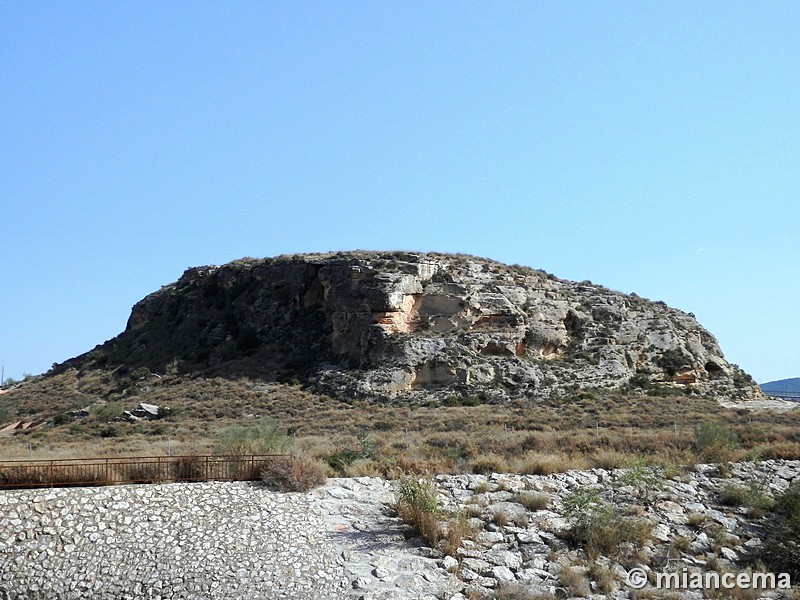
558;565;591;597
518;453;579;475
687;512;708;529
473;481;491;493
590;448;632;470
394;477;442;547
672;534;691;553
588;561;617;593
441;511;477;558
718;480;775;517
492;509;509;527
512;491;550;511
494;583;556;600
470;453;510;475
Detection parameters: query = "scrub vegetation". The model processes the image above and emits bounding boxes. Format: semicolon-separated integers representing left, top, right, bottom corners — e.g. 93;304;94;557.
2;369;799;477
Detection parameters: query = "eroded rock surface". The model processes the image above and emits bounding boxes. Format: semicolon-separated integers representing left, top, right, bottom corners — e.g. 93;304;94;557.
57;252;759;403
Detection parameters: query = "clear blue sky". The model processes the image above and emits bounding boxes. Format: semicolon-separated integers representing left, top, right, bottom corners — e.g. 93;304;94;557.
1;1;798;384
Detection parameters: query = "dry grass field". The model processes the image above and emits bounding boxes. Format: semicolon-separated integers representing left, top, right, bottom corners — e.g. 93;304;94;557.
2;368;800;477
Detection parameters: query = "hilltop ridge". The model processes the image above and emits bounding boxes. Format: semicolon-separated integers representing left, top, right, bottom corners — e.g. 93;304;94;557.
762;377;800;393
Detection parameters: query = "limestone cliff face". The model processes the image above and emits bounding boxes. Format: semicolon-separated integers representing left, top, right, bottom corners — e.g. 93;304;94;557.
73;251;758;401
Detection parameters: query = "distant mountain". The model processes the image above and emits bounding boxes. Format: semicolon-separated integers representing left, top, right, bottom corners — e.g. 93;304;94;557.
761;378;800;393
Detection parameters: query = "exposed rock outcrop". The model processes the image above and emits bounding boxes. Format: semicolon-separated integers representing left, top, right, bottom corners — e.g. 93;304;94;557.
58;251;759;402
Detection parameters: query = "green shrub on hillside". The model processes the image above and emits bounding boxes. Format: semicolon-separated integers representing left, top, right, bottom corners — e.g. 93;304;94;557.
718;480;774;517
215;418;292;456
93;402;124;420
694;421;740;463
617;461;666;503
656;349;691;376
323;428;374;475
731;364;756;388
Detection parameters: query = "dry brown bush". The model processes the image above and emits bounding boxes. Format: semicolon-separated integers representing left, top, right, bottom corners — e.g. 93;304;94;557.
172;455;205;481
440;511;477;558
119;462;165;483
590;448;634;470
469;453;510;475
757;441;800;460
260;454;327;492
517;452;586;475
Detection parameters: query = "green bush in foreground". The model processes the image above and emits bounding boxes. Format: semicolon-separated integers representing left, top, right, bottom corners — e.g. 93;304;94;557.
394;478;441;547
718;480;775;517
759;481;800;579
562;488;651;560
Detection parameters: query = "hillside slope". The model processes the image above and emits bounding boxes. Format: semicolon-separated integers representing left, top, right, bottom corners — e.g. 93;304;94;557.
53;251;758;402
762;377;800;393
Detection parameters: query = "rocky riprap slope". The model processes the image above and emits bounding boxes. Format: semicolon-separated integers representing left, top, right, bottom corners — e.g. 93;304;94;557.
56;251;758;403
2;462;797;600
437;460;799;599
0;478;458;600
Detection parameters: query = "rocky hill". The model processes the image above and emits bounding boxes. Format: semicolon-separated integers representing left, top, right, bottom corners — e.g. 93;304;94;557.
55;251;758;402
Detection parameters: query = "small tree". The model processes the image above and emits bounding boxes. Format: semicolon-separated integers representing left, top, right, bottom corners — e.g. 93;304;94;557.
693;421;740;463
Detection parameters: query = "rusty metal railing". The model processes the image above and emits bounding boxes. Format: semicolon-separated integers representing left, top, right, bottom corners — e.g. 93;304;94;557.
0;454;286;489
